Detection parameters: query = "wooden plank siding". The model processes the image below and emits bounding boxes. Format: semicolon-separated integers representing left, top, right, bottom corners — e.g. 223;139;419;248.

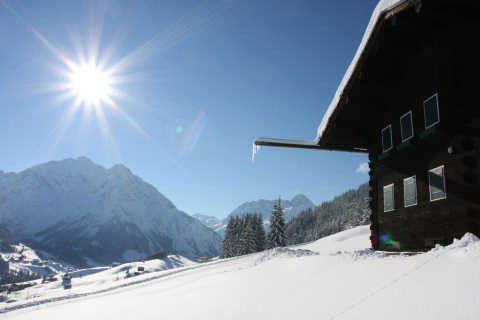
367;2;480;250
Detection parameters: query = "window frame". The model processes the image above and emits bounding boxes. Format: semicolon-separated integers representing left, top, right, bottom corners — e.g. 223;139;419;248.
383;183;395;212
428;165;446;202
400;111;414;143
381;124;393;153
423;93;440;130
403;175;417;207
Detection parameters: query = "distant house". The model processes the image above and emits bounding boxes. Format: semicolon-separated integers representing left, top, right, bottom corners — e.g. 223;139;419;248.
254;0;479;251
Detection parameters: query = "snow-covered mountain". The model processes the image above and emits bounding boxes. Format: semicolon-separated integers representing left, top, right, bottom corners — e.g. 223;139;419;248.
192;214;223;230
199;195;315;235
0;223;17;250
228;194;314;222
0;157;221;266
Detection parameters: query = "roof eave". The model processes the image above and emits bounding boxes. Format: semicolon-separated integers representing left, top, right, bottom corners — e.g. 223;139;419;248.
254;137;322;150
254;137;368;153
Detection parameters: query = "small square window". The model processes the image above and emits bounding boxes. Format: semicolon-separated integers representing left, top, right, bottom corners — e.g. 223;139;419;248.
403;176;417;207
381;125;393;152
400;111;414;142
424;93;440;129
429;165;446;201
383;183;394;212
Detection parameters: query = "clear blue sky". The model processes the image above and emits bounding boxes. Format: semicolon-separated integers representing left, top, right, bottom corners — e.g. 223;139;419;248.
0;0;376;218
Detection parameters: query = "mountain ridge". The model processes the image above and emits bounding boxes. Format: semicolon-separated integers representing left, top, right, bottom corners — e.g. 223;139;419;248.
0;157;221;267
286;183;370;245
193;194;315;235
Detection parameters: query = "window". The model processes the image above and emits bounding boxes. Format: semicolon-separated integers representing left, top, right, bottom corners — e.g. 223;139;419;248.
400;111;414;142
403;176;417;207
381;125;393;152
383;183;394;212
429;165;446;201
424;93;440;129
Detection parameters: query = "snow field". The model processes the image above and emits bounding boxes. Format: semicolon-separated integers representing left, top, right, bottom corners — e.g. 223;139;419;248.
2;225;480;319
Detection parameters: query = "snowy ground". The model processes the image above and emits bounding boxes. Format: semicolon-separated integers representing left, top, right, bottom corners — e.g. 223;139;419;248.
2;225;479;319
1;243;71;277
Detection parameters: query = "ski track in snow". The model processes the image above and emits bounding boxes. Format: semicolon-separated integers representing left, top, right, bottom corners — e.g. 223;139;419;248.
330;252;437;319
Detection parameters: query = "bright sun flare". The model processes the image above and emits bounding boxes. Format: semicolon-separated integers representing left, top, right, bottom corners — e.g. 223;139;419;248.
68;63;112;107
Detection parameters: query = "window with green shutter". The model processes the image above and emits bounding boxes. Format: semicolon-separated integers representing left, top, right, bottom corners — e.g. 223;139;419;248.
383;183;394;212
429;165;446;201
424;93;440;129
382;125;393;152
400;111;414;142
403;176;417;207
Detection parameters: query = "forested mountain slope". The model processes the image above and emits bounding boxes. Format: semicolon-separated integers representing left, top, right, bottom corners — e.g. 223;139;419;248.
286;183;369;245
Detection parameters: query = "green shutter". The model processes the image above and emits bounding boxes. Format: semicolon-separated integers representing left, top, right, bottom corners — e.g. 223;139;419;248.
403;176;417;207
429;166;446;201
424;94;439;128
383;184;394;212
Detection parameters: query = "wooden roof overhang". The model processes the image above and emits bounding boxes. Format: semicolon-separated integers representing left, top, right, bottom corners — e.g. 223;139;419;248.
254;0;477;154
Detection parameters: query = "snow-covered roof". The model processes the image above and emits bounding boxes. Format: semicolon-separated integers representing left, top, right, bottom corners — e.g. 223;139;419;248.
254;0;411;151
315;0;409;141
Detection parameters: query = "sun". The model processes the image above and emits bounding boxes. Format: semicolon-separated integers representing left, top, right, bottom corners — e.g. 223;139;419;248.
68;62;113;107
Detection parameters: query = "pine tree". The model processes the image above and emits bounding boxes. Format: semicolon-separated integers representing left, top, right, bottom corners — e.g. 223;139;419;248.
253;213;265;252
221;213;268;258
244;214;257;254
220;216;235;258
237;216;248;256
231;216;242;256
267;198;287;248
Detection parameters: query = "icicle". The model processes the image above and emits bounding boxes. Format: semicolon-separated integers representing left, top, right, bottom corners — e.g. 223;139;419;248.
252;143;261;162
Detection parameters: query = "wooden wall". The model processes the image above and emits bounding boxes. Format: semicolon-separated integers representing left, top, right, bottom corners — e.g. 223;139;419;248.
365;1;480;250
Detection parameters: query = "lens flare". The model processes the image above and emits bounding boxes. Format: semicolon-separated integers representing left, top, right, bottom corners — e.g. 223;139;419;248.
380;234;402;249
177;109;206;157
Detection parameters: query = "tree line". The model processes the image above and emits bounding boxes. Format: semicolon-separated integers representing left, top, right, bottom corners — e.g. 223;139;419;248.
220;199;287;258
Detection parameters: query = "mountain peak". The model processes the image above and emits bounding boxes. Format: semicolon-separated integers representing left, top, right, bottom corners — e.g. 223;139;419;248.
0;158;221;265
291;194;312;204
33;157;98;171
221;195;316;231
108;163;131;174
76;156;94;163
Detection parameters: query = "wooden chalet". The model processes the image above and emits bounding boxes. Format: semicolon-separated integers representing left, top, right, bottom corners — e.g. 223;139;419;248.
254;0;480;251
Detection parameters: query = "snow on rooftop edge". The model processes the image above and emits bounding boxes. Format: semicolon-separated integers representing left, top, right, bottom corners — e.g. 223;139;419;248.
315;0;408;141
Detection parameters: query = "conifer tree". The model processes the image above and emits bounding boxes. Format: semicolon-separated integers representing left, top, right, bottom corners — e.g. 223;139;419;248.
232;216;242;256
219;219;230;258
221;213;267;258
267;198;287;248
253;213;265;252
244;214;257;254
220;216;235;258
237;216;248;255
